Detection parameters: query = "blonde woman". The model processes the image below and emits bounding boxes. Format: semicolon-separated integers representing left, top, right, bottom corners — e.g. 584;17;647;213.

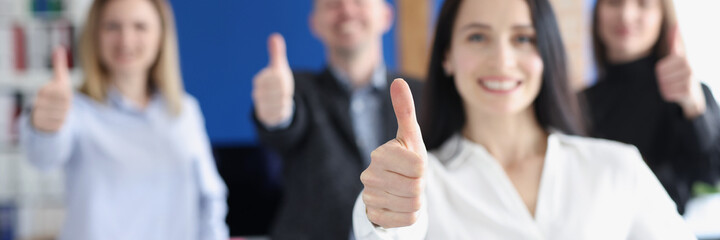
21;0;228;239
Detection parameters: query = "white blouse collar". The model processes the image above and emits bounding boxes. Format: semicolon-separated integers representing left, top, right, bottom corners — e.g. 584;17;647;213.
431;131;564;170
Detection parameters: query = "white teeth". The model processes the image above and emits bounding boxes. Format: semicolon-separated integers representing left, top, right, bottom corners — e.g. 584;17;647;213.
501;81;517;89
485;81;501;89
481;81;518;91
340;22;358;34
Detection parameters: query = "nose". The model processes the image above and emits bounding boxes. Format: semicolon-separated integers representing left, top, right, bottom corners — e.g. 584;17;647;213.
485;41;517;70
337;0;359;18
619;1;639;24
118;25;133;49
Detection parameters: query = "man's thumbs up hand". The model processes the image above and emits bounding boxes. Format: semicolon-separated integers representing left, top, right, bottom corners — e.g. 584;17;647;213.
253;33;295;127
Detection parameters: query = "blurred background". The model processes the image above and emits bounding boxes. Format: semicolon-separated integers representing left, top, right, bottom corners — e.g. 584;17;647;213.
0;0;718;239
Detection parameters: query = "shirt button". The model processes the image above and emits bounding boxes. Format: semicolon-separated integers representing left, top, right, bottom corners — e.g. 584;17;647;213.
352;100;365;112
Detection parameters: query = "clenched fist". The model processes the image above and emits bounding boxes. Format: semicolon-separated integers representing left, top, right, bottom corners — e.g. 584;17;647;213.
655;25;706;118
360;79;428;228
31;47;73;133
252;33;295;127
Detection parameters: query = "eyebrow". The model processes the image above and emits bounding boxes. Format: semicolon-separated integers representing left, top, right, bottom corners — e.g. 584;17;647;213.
459;22;535;32
513;25;535;30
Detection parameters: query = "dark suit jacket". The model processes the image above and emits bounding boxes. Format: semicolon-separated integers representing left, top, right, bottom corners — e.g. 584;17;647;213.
253;68;423;240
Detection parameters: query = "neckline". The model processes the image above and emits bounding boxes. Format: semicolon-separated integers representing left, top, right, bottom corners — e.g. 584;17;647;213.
602;54;658;83
444;133;561;223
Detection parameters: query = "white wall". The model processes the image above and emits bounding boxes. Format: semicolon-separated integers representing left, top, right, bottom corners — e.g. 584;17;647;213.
675;0;720;102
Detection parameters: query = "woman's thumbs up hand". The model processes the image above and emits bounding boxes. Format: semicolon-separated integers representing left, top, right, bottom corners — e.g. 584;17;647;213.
360;79;427;228
31;47;74;133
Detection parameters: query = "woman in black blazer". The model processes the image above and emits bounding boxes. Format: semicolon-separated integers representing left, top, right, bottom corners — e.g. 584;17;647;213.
583;0;720;214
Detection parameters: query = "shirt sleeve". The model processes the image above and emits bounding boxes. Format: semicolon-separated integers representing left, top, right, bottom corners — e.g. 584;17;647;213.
188;97;230;240
253;93;311;155
668;84;720;193
259;101;295;131
19;103;75;171
626;146;698;240
352;190;429;240
673;84;720;159
690;84;720;153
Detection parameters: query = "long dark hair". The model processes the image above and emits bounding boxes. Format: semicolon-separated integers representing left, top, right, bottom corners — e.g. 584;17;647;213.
421;0;586;150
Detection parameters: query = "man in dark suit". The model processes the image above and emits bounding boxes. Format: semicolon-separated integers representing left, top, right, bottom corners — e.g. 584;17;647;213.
251;0;422;239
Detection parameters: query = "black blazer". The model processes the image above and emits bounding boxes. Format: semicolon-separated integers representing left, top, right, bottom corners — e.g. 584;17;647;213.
253;68;423;240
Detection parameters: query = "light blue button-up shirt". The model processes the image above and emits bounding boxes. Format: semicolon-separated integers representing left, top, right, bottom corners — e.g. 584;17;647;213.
20;88;229;240
332;65;388;240
330;65;387;166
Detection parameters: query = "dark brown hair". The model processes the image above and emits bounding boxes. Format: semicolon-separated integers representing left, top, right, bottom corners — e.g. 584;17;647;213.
421;0;586;150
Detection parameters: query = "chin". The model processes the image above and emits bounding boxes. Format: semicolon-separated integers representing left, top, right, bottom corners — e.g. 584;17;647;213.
486;106;528;117
334;34;370;47
110;65;146;75
614;39;641;52
469;99;530;117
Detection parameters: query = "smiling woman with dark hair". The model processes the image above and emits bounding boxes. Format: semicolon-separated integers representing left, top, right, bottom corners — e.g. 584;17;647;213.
350;0;696;238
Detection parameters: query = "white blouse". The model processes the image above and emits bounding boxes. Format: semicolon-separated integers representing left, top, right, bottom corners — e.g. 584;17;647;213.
353;133;696;240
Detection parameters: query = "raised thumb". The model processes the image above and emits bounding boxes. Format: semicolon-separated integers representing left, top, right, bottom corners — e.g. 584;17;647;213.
52;46;69;84
391;78;425;154
267;33;289;69
667;24;685;56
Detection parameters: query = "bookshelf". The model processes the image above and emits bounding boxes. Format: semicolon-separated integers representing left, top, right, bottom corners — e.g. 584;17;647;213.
0;69;83;94
0;0;89;239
